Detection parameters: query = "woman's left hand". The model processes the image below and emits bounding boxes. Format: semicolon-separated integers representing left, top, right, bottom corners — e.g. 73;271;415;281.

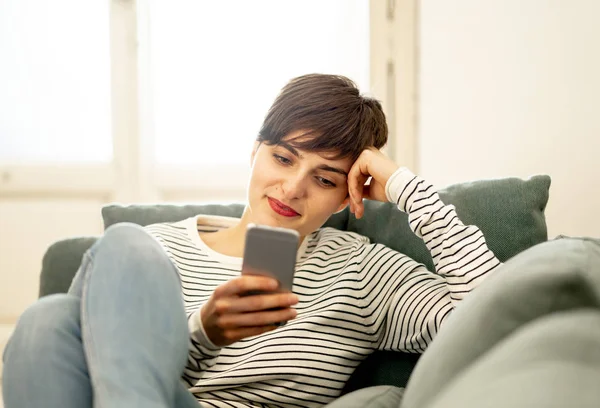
347;147;400;219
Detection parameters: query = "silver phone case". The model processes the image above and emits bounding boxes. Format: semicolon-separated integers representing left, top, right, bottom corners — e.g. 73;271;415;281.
241;223;299;292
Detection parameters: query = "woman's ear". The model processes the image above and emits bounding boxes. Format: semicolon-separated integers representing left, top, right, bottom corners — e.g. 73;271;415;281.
334;196;351;214
250;141;261;167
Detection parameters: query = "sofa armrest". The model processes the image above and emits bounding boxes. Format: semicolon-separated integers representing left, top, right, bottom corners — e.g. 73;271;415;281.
39;237;98;297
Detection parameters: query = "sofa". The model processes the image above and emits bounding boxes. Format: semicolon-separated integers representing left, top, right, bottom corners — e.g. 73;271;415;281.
38;174;551;396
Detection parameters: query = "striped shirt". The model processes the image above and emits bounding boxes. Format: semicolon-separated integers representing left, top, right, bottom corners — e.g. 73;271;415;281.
145;168;502;408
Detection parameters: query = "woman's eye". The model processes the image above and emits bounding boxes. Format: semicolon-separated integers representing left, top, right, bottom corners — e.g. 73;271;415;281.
317;177;336;188
273;154;292;165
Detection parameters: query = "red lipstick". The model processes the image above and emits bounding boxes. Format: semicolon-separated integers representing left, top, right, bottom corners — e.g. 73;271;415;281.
268;197;300;217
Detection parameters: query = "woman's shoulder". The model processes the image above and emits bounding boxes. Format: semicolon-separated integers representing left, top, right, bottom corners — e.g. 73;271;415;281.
310;227;371;249
298;227;377;265
143;217;193;235
142;217;202;251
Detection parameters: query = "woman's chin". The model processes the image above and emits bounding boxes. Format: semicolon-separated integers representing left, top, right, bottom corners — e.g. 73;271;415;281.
263;215;298;228
246;201;303;229
261;210;301;228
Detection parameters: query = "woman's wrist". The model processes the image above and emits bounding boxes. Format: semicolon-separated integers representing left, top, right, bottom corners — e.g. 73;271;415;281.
385;167;413;204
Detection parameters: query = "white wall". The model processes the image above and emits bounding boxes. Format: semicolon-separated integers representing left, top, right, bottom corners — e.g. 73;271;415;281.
418;0;600;239
0;200;105;320
0;200;106;376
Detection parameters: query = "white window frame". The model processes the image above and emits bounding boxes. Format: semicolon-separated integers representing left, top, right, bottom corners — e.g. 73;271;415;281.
0;0;418;202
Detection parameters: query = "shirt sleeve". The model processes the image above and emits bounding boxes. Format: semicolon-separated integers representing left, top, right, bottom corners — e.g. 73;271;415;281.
385;167;502;302
181;308;222;385
371;167;502;352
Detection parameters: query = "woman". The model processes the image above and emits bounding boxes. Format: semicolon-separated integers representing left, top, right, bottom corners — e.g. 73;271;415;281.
3;74;502;407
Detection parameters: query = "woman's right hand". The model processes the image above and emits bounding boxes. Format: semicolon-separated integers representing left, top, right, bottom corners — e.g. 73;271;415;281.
200;275;299;347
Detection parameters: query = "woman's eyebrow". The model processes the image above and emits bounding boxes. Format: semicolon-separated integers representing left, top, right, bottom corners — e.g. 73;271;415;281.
278;142;348;177
317;164;348;177
279;141;303;158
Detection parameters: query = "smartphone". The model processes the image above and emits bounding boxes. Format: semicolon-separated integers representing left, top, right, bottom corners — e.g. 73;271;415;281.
241;223;299;294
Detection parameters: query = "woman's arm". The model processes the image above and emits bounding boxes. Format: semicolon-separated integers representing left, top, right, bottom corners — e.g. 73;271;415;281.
385;167;502;304
360;169;502;351
346;150;502;352
183;309;222;376
346;148;501;304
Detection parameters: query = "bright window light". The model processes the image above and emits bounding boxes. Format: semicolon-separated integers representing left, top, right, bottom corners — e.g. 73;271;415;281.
0;0;112;164
149;0;370;166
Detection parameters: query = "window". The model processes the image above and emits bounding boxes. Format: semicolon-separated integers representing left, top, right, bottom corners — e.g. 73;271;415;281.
147;0;370;167
0;0;112;164
0;0;386;201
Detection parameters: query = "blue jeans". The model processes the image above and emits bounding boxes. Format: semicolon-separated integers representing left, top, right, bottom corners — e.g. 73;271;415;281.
2;223;201;408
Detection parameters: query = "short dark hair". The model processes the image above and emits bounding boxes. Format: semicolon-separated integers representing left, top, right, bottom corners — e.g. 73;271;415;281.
257;74;388;161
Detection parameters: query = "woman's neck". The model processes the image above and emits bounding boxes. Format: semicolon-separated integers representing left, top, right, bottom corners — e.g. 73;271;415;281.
198;208;305;258
199;216;248;258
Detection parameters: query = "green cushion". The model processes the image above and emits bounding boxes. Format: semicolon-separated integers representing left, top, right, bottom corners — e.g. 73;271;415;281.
341;350;420;395
103;174;551;269
349;174;550;269
39;237;98;297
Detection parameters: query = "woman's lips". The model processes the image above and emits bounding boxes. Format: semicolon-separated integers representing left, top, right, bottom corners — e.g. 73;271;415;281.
268;197;300;217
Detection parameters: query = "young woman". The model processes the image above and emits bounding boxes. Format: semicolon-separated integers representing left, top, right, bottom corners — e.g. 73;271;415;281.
3;74;502;408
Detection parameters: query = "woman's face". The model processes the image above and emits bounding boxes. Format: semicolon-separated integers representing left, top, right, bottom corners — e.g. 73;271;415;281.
246;131;353;237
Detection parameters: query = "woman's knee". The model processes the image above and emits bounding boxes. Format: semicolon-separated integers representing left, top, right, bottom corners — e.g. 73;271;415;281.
92;222;177;276
4;294;80;360
95;223;155;256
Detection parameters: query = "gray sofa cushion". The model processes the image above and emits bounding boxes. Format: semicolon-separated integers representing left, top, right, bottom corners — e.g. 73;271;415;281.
348;175;550;270
400;237;600;408
102;175;551;270
39;237;98;297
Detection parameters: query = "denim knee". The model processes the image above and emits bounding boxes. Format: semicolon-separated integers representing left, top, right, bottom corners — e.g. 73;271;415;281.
92;222;178;276
101;222;162;253
4;294;80;361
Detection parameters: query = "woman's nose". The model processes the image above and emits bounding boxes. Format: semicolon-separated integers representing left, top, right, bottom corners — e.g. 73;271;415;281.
281;175;307;199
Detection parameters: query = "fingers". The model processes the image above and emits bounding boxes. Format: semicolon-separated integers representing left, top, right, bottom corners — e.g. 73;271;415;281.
216;307;298;329
347;150;376;219
346;148;400;215
215;275;279;298
215;292;299;314
349;179;369;219
204;276;300;346
210;292;298;345
348;169;369;219
218;325;280;345
348;169;368;202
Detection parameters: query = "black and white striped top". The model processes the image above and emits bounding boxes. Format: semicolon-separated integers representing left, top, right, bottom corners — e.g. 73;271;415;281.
145;168;502;408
